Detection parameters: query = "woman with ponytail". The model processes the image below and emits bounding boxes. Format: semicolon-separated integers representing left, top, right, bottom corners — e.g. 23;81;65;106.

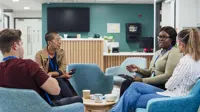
110;28;200;112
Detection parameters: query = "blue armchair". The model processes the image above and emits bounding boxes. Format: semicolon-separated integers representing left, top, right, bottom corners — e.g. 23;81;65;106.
67;64;113;96
136;79;200;112
105;57;147;86
0;87;84;112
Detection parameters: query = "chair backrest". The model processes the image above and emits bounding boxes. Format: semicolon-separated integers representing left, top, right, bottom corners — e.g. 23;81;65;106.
189;79;200;104
67;64;113;96
0;87;51;112
118;57;147;76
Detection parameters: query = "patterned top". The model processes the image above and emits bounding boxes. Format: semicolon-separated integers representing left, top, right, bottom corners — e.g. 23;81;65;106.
157;54;200;97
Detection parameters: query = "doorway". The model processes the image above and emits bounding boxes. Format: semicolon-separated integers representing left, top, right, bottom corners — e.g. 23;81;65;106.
3;14;10;29
14;18;42;60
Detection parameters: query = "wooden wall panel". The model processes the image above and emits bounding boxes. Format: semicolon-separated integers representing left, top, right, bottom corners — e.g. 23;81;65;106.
61;40;104;71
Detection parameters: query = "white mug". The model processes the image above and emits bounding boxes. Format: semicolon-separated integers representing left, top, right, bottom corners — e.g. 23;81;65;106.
94;94;103;103
64;34;68;38
77;34;81;38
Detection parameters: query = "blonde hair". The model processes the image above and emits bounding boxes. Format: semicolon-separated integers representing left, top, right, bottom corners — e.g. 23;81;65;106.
178;28;200;61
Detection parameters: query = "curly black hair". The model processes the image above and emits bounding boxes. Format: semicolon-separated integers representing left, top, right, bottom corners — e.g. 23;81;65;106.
160;26;177;46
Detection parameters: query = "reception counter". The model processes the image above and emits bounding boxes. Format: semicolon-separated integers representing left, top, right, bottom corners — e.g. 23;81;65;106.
61;39;154;71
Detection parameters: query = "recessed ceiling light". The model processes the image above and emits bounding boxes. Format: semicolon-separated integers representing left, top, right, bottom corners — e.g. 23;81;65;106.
24;7;30;10
12;0;19;2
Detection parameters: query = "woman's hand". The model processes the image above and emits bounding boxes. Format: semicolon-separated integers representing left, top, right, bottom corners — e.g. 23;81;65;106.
126;64;139;72
59;73;72;79
47;72;59;77
133;76;142;82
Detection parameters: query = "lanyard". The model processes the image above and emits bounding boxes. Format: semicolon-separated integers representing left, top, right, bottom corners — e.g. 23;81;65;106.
153;46;173;67
48;53;58;71
45;92;52;105
46;53;59;105
151;46;173;77
3;56;17;61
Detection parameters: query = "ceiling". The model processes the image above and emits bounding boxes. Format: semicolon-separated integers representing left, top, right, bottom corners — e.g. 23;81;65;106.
0;0;154;11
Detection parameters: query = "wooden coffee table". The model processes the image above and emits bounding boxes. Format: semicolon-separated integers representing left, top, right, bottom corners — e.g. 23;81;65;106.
83;98;116;112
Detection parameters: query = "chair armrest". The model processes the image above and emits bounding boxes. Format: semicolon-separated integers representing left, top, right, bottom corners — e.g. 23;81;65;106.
105;66;120;76
147;95;198;112
102;75;114;93
51;103;84;112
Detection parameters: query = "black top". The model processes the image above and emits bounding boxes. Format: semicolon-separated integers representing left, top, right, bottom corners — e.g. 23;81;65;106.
48;56;57;72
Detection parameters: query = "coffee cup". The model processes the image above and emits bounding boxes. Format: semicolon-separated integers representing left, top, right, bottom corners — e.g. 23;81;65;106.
83;90;90;99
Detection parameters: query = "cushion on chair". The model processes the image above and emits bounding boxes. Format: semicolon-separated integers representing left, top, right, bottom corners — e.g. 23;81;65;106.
113;76;126;86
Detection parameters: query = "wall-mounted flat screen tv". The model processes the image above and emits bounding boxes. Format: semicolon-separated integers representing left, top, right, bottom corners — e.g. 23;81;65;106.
47;7;90;32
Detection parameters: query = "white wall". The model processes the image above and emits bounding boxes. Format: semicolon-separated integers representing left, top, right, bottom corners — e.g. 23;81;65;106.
197;0;200;27
13;11;41;18
0;4;13;60
161;1;175;27
0;8;3;30
176;0;197;32
4;12;14;29
0;4;10;30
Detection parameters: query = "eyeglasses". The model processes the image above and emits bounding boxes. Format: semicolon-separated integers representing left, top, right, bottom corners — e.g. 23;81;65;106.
53;37;61;42
157;36;170;40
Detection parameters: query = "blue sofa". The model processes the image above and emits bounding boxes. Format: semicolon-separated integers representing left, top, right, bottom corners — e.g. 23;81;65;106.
136;79;200;112
0;87;84;112
67;64;113;96
105;57;147;86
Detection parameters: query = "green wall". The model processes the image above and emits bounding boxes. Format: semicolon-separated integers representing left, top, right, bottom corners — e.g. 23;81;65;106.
42;3;154;52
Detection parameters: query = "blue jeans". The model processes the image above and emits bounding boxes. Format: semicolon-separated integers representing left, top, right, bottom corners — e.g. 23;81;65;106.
110;82;169;112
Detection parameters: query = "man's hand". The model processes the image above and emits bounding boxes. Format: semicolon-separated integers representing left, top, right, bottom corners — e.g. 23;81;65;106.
126;64;139;73
133;76;142;82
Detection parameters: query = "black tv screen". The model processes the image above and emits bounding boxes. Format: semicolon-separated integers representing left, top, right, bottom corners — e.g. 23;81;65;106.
139;37;154;49
47;7;90;32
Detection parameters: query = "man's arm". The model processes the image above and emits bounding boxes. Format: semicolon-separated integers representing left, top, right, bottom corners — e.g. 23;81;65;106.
40;77;60;95
29;60;60;95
